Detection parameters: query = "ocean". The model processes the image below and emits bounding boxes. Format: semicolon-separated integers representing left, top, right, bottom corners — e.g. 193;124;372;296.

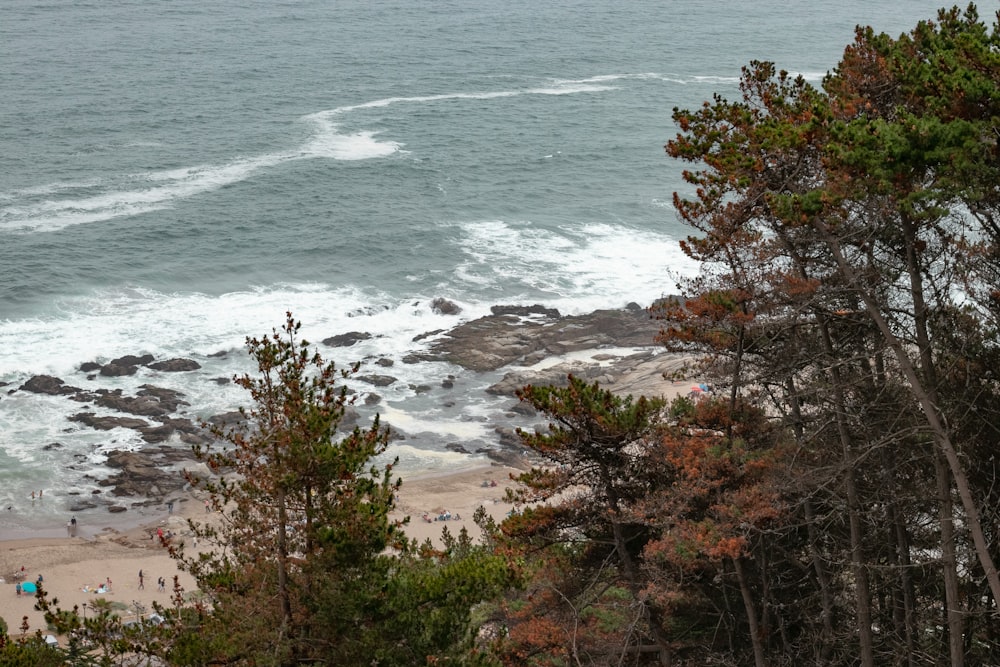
0;0;951;537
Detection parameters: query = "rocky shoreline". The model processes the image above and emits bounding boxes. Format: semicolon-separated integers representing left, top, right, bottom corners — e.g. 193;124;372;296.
5;302;694;518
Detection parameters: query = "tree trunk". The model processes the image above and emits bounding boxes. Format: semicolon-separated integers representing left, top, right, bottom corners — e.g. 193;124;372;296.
275;483;293;645
733;556;767;667
787;376;836;660
602;463;673;664
803;498;836;657
936;448;965;667
815;222;1000;610
818;320;876;667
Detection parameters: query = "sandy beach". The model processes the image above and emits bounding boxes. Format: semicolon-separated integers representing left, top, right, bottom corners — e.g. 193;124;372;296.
0;463;523;645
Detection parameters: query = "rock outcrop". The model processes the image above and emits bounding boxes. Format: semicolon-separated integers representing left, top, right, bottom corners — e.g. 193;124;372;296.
407;303;662;372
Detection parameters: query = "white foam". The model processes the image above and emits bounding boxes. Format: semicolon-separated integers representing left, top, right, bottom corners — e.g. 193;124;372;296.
0;154;293;234
453;220;697;313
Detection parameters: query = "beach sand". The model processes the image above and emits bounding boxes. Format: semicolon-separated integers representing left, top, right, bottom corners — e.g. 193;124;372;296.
0;463;524;645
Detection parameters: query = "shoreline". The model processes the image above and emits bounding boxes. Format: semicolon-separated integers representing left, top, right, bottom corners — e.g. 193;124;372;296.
0;462;525;642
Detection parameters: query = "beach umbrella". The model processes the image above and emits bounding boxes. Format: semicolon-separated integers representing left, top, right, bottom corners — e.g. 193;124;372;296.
21;581;36;594
690;386;703;393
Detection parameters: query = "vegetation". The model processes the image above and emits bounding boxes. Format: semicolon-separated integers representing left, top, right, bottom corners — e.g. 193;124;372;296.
13;5;1000;665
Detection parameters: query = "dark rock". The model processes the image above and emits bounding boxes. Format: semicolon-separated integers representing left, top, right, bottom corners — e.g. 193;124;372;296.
207;411;243;428
79;361;102;372
412;329;445;343
138;425;175;443
357;374;396;387
322;331;372;347
486;364;615;396
70;412;149;431
481;446;528;468
210;377;231;385
68;500;99;512
20;375;81;395
156;416;203;435
491;304;561;318
92;386;188;418
42;442;63;451
208;350;228;358
148;358;201;372
364;393;382;405
137;385;189;410
431;298;462;315
441;378;454;389
494;426;524;449
339;406;360;429
102;449;191;499
445;442;470;454
100;362;140;377
112;354;155;367
410;306;663;372
375;357;394;367
507;401;537;417
108;505;128;513
409;384;432;394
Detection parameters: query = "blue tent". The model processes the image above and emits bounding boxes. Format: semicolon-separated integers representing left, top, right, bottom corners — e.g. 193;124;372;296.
20;581;36;594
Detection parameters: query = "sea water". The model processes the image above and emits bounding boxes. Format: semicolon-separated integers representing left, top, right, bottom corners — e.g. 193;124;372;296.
0;0;951;536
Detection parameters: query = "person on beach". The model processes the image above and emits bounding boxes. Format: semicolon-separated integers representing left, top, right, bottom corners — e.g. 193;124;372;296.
138;570;144;589
15;582;21;596
157;577;165;592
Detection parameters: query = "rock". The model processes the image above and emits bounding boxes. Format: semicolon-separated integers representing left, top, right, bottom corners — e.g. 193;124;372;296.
20;375;81;395
322;331;372;347
445;442;470;454
79;361;102;372
100;354;155;377
92;386;188;417
112;354;156;367
431;298;462;315
207;411;243;428
102;449;193;499
494;426;524;449
148;358;201;372
410;305;664;372
100;362;140;377
357;374;396;387
139;425;175;443
210;377;231;385
375;357;394;367
409;384;432;394
42;442;63;451
412;329;445;343
490;304;561;318
108;505;128;513
68;500;99;512
507;401;537;417
364;393;382;405
339;406;360;429
69;412;149;431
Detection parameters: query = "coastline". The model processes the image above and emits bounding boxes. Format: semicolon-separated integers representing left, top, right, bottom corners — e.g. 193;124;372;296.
0;462;525;642
0;305;697;643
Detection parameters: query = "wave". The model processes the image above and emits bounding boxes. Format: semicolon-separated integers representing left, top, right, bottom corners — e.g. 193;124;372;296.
1;70;750;235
